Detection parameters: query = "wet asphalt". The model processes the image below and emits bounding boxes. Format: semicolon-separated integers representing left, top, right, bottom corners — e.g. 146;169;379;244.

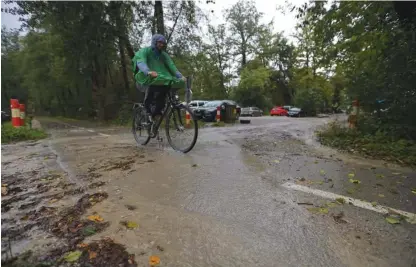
13;116;416;266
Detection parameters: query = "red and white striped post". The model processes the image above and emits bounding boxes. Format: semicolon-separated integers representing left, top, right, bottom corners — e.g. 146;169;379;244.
19;103;26;126
348;99;359;129
10;99;21;128
185;111;191;128
216;106;221;122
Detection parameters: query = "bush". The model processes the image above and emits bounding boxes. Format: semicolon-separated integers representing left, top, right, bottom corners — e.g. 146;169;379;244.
1;122;48;144
317;121;416;167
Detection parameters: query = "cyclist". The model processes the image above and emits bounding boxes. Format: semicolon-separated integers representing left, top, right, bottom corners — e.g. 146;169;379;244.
132;34;186;123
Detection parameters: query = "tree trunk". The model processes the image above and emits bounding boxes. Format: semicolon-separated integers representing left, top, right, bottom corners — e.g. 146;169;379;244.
118;39;130;92
154;1;165;35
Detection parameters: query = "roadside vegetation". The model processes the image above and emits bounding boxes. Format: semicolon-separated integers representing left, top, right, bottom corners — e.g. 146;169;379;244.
317;120;416;168
1;122;47;144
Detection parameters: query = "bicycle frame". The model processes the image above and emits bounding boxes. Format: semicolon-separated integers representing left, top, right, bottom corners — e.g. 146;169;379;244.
150;86;185;136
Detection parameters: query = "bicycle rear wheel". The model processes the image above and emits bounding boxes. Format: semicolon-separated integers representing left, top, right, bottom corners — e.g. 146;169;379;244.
132;106;151;146
165;104;198;153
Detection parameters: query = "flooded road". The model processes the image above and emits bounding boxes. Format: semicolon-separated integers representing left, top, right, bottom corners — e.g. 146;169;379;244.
2;116;415;266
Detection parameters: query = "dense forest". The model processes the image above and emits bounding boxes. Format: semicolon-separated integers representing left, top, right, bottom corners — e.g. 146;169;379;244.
1;1;415;141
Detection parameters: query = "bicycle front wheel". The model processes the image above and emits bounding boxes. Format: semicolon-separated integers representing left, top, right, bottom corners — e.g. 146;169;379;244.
165;105;198;153
132;107;151;146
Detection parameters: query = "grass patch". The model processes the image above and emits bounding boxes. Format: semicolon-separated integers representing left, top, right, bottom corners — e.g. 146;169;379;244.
317;121;416;167
1;122;48;144
212;121;226;127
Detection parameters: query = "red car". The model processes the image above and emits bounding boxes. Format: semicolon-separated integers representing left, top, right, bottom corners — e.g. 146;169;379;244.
270;106;288;116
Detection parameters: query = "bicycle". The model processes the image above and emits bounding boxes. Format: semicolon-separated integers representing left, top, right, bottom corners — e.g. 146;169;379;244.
131;81;198;153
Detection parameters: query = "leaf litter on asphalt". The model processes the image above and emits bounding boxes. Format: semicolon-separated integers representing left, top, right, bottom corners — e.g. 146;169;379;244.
348;173;355;178
349;179;361;184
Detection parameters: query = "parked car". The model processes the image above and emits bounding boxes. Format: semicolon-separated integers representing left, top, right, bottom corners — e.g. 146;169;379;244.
1;111;11;124
241;107;263;117
223;100;241;119
283;105;292;111
193;100;240;122
287;107;305;117
188;100;208;111
270;106;288;116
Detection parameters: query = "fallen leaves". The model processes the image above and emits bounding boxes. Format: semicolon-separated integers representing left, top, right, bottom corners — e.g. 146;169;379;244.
63;250;82;262
376;174;385;179
371;201;378;207
378;194;385;198
120;221;139;229
349;179;361;184
411;188;416;195
335;198;346;204
385;216;401;224
87;214;104;222
77;243;89;248
348;173;355;178
1;184;8;196
307;207;329;214
149;255;160;266
320;169;326;176
89;250;97;260
274;160;280;164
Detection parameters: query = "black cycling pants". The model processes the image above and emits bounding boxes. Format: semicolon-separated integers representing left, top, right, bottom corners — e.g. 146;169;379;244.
144;85;170;116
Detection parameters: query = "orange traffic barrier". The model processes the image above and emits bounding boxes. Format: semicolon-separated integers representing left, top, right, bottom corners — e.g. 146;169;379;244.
185;111;191;128
10;99;21;127
216;106;221;122
19;103;26;126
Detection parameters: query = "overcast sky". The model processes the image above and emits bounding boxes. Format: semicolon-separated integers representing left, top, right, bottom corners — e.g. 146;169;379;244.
1;0;304;42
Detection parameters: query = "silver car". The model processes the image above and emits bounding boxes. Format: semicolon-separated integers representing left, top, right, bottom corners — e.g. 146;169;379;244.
188;100;208;110
240;107;263;117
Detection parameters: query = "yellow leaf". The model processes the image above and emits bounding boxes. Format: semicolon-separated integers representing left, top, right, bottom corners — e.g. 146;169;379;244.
149;255;160;266
274;160;280;164
378;194;385;198
126;221;138;229
348;173;355;178
320;169;326;175
89;250;97;260
87;215;104;222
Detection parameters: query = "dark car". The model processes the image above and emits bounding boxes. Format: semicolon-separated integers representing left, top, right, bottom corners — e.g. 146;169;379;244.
1;111;11;124
194;100;237;122
287;107;305;117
